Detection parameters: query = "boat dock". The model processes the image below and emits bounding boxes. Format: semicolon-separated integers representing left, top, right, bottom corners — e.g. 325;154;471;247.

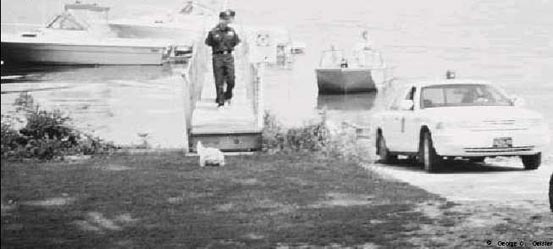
183;38;264;152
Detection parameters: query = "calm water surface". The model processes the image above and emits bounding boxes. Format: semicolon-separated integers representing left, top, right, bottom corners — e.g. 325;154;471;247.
1;0;552;148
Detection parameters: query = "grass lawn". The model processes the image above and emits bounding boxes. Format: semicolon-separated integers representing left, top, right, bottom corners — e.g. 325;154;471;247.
1;152;445;248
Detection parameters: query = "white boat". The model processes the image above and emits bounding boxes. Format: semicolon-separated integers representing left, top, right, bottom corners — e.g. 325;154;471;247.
109;2;305;65
0;2;170;65
316;45;391;94
108;1;218;45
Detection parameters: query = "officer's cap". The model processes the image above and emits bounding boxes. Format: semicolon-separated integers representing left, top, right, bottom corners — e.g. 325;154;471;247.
219;10;234;20
226;9;236;17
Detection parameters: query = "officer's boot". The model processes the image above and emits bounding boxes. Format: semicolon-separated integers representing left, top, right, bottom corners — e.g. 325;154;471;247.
216;85;225;108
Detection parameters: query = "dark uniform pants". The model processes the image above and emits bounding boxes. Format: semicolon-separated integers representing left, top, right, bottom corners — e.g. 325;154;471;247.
212;53;235;105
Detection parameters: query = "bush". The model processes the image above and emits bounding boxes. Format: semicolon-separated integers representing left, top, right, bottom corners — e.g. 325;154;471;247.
261;111;373;161
285;118;330;153
261;111;286;153
1;117;24;157
262;111;331;154
1;93;116;160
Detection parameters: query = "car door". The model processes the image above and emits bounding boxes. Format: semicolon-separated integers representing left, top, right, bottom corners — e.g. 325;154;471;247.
377;96;398;149
396;86;420;153
385;87;413;151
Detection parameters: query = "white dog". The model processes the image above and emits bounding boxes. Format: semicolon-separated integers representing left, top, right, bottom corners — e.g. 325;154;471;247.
196;141;225;167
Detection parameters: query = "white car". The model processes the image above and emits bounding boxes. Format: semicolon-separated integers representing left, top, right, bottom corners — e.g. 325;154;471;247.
372;79;551;172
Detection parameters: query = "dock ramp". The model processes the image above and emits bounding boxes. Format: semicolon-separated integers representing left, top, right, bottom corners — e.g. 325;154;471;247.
183;37;264;152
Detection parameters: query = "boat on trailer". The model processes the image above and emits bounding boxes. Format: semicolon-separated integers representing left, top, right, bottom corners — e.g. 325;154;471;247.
0;2;170;65
316;45;390;94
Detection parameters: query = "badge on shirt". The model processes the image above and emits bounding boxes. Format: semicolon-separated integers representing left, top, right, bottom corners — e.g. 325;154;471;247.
227;31;234;36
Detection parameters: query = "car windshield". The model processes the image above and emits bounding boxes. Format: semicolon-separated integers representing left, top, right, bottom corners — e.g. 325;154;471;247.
420;84;512;108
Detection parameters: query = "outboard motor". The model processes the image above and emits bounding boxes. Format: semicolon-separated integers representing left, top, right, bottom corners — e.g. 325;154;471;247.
446;70;456;79
340;58;348;68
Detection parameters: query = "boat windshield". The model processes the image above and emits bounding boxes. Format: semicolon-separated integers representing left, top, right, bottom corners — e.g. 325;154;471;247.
319;50;345;68
47;13;86;30
420;84;513;108
178;1;215;15
46;3;110;31
319;49;384;68
353;49;384;68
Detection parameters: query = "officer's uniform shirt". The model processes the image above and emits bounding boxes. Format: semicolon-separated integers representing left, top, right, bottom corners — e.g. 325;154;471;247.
205;24;240;53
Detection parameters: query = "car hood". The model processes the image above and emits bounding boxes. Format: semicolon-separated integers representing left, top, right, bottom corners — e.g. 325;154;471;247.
419;106;544;121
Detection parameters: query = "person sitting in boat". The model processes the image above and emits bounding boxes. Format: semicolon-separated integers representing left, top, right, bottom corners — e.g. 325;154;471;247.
359;30;373;50
353;30;376;67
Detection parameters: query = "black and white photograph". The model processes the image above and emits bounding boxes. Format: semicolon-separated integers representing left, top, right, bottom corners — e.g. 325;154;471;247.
1;0;552;248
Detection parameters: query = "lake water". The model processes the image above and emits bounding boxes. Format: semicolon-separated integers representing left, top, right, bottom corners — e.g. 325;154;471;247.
1;0;552;149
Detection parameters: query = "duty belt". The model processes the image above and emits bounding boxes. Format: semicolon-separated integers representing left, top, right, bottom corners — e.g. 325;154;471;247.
213;50;233;55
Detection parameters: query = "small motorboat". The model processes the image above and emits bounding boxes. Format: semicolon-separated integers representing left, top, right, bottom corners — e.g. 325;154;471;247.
1;2;170;65
316;45;390;94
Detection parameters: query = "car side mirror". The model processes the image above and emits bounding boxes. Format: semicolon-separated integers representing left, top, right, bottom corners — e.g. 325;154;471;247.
512;96;526;107
400;100;414;110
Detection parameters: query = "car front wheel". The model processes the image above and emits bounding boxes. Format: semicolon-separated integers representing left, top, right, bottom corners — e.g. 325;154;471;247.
421;132;441;173
377;133;397;164
521;153;541;170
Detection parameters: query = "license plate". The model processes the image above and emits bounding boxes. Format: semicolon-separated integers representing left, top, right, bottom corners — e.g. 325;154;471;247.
493;137;512;148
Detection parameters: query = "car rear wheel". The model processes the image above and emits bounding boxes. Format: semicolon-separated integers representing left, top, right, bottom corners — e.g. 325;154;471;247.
521;153;541;170
377;133;397;164
421;132;441;173
549;173;552;212
549;174;553;212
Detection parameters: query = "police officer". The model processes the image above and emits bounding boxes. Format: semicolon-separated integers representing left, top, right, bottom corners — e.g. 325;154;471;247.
205;10;240;108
